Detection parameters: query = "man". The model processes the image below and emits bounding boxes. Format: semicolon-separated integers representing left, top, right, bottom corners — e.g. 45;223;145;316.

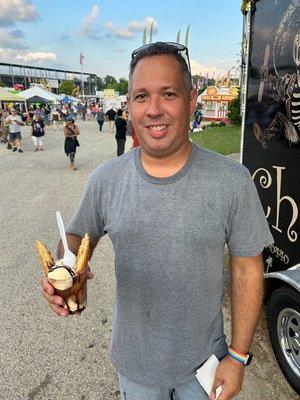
5;108;25;153
42;42;273;400
105;107;116;133
115;108;127;156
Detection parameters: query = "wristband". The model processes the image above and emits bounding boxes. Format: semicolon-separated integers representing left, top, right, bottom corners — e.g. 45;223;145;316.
228;346;253;366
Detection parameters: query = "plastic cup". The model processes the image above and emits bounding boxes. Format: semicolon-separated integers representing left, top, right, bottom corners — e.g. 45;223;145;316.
48;269;88;314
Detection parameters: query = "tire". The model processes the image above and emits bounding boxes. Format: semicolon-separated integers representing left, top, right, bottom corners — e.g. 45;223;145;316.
268;286;300;394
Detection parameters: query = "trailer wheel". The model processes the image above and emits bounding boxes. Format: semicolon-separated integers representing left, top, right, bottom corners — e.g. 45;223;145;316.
268;286;300;394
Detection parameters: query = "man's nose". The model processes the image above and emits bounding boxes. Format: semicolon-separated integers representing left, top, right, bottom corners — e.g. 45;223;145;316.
145;96;163;117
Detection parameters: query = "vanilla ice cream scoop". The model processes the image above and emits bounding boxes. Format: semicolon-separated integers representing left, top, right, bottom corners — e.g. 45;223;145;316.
47;262;75;290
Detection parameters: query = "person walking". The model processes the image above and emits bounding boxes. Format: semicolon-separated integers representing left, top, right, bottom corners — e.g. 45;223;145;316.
115;109;127;156
0;109;10;144
51;108;60;131
64;116;80;170
5;108;25;153
81;102;87;121
31;115;45;151
96;107;105;132
105;107;116;133
41;42;273;400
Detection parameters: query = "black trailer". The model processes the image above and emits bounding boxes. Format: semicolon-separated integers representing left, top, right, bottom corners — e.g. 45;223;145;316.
241;0;300;394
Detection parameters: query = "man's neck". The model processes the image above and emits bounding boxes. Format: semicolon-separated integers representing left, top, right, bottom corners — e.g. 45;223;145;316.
140;141;192;178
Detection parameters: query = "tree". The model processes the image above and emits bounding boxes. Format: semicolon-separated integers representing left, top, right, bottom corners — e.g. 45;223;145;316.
104;75;118;89
228;90;241;125
116;78;128;95
59;80;76;95
96;76;105;91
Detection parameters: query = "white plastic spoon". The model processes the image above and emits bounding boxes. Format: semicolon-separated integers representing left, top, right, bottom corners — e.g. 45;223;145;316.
55;211;76;268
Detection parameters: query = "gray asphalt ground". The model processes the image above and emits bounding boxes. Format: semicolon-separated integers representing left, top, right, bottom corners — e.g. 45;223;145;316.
0;120;298;400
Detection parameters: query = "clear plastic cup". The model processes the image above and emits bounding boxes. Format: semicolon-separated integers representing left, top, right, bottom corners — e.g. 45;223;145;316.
48;269;88;314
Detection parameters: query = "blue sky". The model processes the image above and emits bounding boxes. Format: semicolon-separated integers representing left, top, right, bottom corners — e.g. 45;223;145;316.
0;0;243;79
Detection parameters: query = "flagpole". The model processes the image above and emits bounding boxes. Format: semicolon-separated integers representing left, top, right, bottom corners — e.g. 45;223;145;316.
80;52;85;101
81;63;85;101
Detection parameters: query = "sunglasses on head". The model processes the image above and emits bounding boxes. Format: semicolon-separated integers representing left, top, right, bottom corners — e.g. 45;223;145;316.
131;42;191;76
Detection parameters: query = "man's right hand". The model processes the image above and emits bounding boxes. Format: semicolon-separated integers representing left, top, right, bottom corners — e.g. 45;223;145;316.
41;270;94;317
41;277;70;317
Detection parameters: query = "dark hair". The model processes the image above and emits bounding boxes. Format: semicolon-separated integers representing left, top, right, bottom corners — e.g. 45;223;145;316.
117;109;123;116
128;42;192;93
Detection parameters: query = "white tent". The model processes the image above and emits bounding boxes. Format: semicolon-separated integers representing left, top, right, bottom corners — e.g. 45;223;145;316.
19;86;63;102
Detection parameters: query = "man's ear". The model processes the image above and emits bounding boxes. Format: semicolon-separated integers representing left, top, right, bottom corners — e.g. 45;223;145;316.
126;93;131;112
189;88;198;114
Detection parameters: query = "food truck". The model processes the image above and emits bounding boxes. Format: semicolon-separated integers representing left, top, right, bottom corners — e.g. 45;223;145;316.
241;0;300;393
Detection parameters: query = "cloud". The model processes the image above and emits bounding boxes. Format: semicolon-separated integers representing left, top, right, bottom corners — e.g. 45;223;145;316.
80;5;101;39
128;17;158;33
0;29;28;50
16;51;57;62
81;9;158;42
190;59;238;79
143;17;158;32
0;0;39;27
116;48;127;53
105;22;134;40
0;48;55;65
105;16;158;41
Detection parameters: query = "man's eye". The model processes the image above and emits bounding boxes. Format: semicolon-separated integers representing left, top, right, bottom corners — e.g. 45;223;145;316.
164;92;176;98
135;94;146;100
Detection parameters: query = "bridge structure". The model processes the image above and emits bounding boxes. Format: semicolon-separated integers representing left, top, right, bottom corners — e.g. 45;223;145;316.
0;62;97;95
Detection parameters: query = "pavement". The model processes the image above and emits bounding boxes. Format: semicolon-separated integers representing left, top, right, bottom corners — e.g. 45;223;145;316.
0;121;298;399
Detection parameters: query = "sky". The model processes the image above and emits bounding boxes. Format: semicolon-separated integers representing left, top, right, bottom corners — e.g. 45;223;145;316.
0;0;243;79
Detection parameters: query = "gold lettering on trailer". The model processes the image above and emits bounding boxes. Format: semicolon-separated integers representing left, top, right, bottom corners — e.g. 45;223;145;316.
252;166;299;243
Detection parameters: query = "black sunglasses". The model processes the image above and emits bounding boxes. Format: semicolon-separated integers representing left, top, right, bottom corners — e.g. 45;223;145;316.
131;42;191;76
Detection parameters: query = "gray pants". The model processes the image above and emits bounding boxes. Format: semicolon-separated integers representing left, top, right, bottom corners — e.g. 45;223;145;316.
118;373;209;400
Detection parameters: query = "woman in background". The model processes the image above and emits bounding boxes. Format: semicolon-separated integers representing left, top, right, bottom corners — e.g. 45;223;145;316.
64;116;80;170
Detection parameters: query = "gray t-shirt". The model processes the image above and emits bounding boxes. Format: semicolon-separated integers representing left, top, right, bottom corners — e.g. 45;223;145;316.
67;143;273;387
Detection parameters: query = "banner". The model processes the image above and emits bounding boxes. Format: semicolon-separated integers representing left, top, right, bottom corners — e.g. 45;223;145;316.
243;0;300;271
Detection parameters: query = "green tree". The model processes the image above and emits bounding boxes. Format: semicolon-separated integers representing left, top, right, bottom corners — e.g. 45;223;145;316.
228;90;241;125
116;78;128;95
59;80;76;95
104;75;118;89
96;76;105;91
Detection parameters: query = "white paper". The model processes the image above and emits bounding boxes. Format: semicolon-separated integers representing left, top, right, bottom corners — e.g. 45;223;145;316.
196;354;222;399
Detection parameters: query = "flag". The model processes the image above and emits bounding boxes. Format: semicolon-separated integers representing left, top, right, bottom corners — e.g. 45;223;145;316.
79;52;85;65
142;27;147;45
185;25;190;48
149;21;154;44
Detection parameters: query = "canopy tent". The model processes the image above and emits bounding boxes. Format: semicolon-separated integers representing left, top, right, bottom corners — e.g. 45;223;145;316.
62;95;80;103
0;88;26;102
19;86;63;102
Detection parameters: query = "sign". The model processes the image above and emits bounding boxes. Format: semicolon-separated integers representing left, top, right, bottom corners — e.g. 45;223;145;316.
242;0;300;271
103;89;116;99
47;79;59;89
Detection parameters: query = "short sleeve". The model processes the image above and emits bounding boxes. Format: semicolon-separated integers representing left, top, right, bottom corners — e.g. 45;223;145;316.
226;172;274;257
66;171;105;241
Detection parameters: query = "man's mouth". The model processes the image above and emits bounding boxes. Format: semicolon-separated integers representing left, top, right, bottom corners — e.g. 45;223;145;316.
146;124;168;131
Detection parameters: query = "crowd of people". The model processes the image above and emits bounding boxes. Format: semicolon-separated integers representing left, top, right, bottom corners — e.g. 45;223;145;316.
0;100;139;167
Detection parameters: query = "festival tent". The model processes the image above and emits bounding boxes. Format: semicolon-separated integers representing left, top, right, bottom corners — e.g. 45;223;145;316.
62;95;80;103
0;87;26;102
19;86;63;102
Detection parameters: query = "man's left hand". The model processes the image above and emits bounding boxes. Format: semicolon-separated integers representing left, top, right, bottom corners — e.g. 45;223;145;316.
210;356;244;400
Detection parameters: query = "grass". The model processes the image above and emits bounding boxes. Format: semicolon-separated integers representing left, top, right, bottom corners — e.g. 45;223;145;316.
189;125;241;155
